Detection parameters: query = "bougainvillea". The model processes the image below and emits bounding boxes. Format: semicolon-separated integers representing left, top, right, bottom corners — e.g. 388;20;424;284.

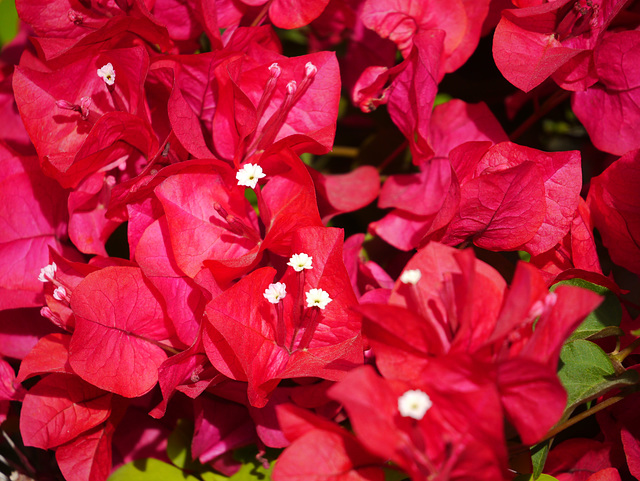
1;1;640;481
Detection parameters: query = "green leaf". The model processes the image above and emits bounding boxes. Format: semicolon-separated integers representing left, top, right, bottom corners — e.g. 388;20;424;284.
167;419;205;473
383;468;409;481
0;0;18;46
552;279;622;341
201;473;231;481
229;447;273;481
558;339;638;412
433;93;452;107
514;474;559;481
518;251;531;262
108;459;200;481
530;441;551;480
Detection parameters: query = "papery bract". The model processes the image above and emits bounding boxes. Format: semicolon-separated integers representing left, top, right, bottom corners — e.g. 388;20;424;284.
273;404;385;481
20;373;112;450
387;30;443;159
362;0;490;74
588;149;640;275
573;30;640;156
329;361;508;481
68;266;172;397
13;46;157;188
203;227;362;407
0;141;72;309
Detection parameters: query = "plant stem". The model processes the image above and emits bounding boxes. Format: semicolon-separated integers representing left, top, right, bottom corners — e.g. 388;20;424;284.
509;90;571;141
378;140;408;173
611;337;640;364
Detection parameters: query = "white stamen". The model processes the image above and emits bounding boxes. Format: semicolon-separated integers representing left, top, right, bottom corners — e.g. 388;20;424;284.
269;63;281;78
398;389;432;420
264;282;287;304
528;292;558;319
236;163;266;189
97;63;115;86
53;286;67;301
38;263;57;283
286;80;297;95
304;62;317;78
400;269;421;285
287;253;313;272
306;288;332;310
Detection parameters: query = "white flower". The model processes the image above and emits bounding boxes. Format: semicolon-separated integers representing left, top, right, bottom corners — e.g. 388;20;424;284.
236;163;266;189
38;262;57;282
398;389;432;420
306;288;332;309
400;269;421;285
287;253;313;272
53;286;67;301
97;63;115;85
263;282;287;304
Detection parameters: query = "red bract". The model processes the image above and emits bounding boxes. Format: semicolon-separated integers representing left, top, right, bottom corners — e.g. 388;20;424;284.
361;243;601;444
588;149;640;275
135;215;208;346
531;198;603;283
250;0;331;29
155;151;322;286
386;30;443;159
370;157;460;251
573;30;640;156
329;361;509;481
545;438;616;481
0;141;73;310
493;0;628;92
13;46;158;189
166;42;341;163
428;100;508;159
361;0;490;74
203;227;362;407
20;373;112;450
68;266;173;397
191;395;257;463
443;141;582;255
272;403;385;481
56;420;118;481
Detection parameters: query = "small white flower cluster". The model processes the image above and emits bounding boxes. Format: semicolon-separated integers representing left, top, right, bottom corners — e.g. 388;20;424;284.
398;389;432;420
287;253;313;272
97;63;115;86
263;282;287;304
262;253;332;310
236;163;266;189
38;262;57;283
400;268;421;285
305;288;332;310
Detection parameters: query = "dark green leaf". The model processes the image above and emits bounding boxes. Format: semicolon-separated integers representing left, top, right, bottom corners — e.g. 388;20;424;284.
552;279;622;341
0;0;18;46
167;419;206;473
530;440;551;480
558;339;638;412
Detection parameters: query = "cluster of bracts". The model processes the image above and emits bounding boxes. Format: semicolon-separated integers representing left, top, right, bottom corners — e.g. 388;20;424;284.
1;0;640;480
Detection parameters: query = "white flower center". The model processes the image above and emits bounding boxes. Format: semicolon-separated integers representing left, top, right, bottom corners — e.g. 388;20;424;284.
53;286;67;301
398;389;432;420
236;163;266;189
287;253;313;272
305;288;332;310
263;282;287;304
38;262;57;283
97;63;115;86
400;269;421;285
